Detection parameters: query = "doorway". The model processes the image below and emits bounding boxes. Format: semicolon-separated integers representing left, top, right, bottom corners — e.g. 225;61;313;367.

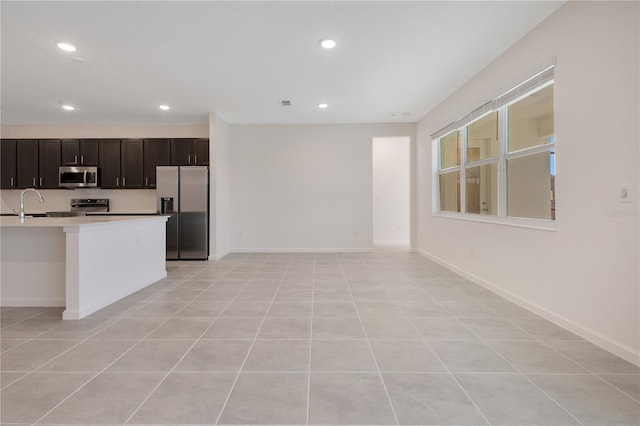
372;137;410;246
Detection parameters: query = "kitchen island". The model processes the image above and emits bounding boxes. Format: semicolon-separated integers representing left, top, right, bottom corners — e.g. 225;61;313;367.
0;215;168;319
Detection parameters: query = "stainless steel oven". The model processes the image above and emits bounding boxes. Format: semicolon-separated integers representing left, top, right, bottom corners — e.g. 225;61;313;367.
71;198;109;212
59;166;98;188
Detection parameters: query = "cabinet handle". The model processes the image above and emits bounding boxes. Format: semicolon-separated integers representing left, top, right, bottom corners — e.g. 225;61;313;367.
80;154;84;164
10;177;14;187
194;155;197;164
122;176;126;186
188;154;191;164
145;177;148;187
39;177;43;187
116;177;119;187
74;155;78;164
32;177;36;186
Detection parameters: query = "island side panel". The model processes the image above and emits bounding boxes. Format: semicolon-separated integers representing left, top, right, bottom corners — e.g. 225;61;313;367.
0;227;66;306
63;217;167;319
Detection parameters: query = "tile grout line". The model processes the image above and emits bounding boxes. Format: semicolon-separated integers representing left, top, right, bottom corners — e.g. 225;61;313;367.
213;254;291;425
423;284;585;426
338;254;401;426
453;280;640;411
25;268;209;425
28;270;212;425
485;299;640;404
4;368;620;375
471;335;585;425
2;285;187;390
6;252;638;425
28;311;177;424
305;255;316;425
527;335;640;405
0;306;62;355
365;252;493;426
123;264;257;425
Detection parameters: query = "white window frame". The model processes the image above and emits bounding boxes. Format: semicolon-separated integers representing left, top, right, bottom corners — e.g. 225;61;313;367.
432;67;556;231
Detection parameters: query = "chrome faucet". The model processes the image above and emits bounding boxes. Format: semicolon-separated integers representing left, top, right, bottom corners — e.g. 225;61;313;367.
17;188;45;219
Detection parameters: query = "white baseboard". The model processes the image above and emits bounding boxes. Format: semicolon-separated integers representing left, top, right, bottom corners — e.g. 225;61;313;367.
1;297;65;307
210;251;230;261
373;240;410;246
230;247;374;254
417;249;640;367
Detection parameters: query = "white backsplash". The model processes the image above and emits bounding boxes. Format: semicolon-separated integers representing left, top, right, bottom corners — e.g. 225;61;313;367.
0;188;157;214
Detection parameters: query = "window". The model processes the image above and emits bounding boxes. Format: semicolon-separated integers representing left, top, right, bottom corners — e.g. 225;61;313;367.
433;66;555;227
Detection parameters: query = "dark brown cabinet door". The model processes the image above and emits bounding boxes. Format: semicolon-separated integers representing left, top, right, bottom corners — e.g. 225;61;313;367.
193;138;209;165
121;139;144;188
171;139;192;165
38;140;61;188
16;139;39;188
99;139;121;188
171;138;209;165
143;139;171;188
61;139;80;165
1;139;17;189
62;139;99;166
80;139;99;165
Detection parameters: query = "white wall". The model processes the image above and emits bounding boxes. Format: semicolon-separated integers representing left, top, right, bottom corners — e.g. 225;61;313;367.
417;1;639;363
229;123;415;252
209;113;231;260
372;137;410;245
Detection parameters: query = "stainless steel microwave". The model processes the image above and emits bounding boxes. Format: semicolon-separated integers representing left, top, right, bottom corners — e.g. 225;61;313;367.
59;166;99;188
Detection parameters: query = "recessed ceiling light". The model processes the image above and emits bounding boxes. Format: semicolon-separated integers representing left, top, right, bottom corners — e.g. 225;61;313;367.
159;105;170;111
320;39;336;49
62;105;75;111
318;103;328;109
56;42;76;52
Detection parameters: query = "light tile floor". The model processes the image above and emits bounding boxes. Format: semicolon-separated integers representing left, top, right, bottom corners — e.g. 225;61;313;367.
1;250;639;425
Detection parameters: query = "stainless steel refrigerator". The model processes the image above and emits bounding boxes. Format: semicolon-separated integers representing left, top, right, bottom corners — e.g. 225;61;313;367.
156;166;209;260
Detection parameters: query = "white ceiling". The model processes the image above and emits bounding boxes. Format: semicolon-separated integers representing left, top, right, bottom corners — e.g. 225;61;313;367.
1;1;564;125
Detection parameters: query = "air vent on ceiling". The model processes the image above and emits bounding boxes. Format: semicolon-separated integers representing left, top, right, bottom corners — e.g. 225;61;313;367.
280;100;292;106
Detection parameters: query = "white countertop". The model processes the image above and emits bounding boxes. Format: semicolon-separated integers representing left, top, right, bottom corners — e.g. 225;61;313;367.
0;215;167;228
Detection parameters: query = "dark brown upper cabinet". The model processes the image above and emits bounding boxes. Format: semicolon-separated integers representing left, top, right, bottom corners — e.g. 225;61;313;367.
171;138;209;165
61;139;99;166
99;139;144;189
98;139;122;189
121;139;144;188
15;139;60;189
1;139;17;189
38;140;61;188
8;137;209;190
16;140;39;188
193;138;209;165
143;138;171;188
